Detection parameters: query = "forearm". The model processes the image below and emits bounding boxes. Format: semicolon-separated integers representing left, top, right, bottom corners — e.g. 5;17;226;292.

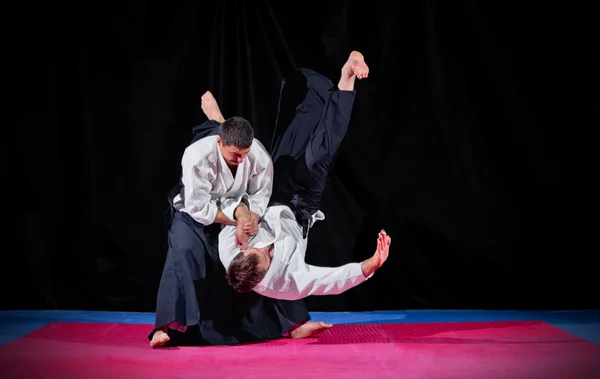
259;264;368;301
214;210;237;226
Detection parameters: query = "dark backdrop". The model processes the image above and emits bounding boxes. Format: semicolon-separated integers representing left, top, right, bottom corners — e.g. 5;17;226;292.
6;0;599;313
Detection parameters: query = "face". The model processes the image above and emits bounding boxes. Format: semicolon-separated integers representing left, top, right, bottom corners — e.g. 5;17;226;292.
217;137;250;166
242;247;272;271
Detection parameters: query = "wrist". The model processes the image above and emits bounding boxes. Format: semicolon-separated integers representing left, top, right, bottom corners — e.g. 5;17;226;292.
361;258;375;278
234;206;251;221
236;215;251;224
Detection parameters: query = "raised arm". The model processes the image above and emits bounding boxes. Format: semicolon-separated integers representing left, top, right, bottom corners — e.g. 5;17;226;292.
255;231;391;301
288;263;368;300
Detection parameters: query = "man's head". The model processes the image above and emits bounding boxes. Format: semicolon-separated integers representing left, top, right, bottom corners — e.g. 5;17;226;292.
226;246;272;292
217;116;254;166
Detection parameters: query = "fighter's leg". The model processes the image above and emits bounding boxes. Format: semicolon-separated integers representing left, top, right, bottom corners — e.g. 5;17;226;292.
290;51;369;229
268;69;339;206
150;212;212;348
270;52;368;162
306;51;368;169
270;70;334;162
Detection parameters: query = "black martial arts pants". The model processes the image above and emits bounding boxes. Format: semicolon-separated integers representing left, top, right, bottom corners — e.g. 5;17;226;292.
152;121;309;346
269;68;356;237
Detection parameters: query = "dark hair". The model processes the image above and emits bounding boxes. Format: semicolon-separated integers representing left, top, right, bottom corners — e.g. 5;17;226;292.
226;252;267;293
219;116;254;148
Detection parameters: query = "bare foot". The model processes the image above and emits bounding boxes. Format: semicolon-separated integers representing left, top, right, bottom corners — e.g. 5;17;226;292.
289;321;333;339
150;327;170;348
338;51;369;91
201;91;225;123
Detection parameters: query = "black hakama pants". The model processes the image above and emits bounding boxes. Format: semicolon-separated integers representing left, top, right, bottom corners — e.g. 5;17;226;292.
270;68;356;237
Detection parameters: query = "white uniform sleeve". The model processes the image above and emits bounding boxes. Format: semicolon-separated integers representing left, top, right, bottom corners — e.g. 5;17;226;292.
255;263;371;301
247;146;274;217
182;151;218;226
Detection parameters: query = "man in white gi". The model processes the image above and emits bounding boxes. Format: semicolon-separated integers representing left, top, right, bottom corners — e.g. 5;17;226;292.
220;51;392;301
150;92;326;348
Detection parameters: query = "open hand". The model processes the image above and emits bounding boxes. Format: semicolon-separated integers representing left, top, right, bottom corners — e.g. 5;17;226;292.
373;230;391;268
361;230;391;277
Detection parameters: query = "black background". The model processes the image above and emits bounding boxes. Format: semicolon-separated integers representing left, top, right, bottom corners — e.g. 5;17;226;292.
6;0;599;313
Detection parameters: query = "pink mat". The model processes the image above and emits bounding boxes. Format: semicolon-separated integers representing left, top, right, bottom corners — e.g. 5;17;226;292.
0;321;599;378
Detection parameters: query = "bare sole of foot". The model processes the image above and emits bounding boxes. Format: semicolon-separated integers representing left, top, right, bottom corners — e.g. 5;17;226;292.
338;51;369;91
348;51;369;79
150;328;170;348
289;321;333;339
201;91;225;123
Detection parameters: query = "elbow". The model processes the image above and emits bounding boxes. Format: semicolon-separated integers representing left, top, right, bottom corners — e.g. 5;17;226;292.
188;203;217;226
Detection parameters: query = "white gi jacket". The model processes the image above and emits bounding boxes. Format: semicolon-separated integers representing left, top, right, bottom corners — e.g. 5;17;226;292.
219;205;371;301
179;135;273;225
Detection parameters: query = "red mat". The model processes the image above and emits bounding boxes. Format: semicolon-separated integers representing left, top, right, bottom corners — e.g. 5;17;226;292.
0;321;599;378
